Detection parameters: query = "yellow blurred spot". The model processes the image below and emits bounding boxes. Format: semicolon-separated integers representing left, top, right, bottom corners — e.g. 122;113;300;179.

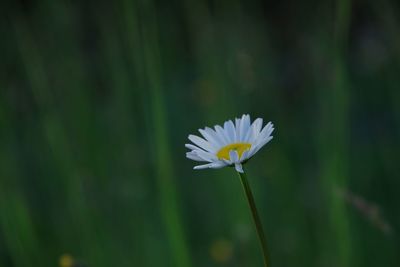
59;254;74;267
210;239;233;264
217;143;251;160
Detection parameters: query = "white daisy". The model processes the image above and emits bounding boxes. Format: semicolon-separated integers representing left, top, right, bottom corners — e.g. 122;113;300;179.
185;114;274;173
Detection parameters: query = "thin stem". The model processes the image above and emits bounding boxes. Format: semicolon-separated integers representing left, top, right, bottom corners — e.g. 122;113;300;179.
237;171;269;267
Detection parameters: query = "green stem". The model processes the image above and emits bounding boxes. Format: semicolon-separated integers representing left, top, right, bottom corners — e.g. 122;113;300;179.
237;171;269;267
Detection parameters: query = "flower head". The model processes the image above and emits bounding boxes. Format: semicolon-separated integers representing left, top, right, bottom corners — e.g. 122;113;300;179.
186;114;274;173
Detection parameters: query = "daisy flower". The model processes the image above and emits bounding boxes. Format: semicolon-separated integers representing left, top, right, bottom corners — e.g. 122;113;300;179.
185;114;274;173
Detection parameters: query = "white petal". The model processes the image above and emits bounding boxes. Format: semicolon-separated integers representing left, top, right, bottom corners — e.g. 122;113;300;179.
210;161;229;169
194;161;227;170
185;143;205;152
263;122;274;136
254;118;263;133
194;150;218;162
229;150;239;163
194;163;214;170
240;114;251;142
240;150;250;162
215;125;229;145
224;120;237;142
199;128;220;148
252;136;273;155
188;134;215;152
243;117;257;142
223;158;233;165
248;118;263;143
244;127;252;142
235;163;244;173
254;122;274;147
186;152;206;162
205;127;225;147
246;147;257;159
235;116;242;140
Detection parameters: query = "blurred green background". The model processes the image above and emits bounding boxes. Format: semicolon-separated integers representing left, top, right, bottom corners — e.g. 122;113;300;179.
1;0;400;266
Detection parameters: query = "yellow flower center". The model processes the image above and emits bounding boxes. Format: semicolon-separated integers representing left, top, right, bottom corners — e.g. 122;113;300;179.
216;143;251;160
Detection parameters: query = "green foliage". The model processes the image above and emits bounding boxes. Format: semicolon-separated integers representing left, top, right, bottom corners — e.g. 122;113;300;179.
1;0;399;266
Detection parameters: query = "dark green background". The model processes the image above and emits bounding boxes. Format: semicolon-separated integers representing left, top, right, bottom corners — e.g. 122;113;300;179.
1;0;399;266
